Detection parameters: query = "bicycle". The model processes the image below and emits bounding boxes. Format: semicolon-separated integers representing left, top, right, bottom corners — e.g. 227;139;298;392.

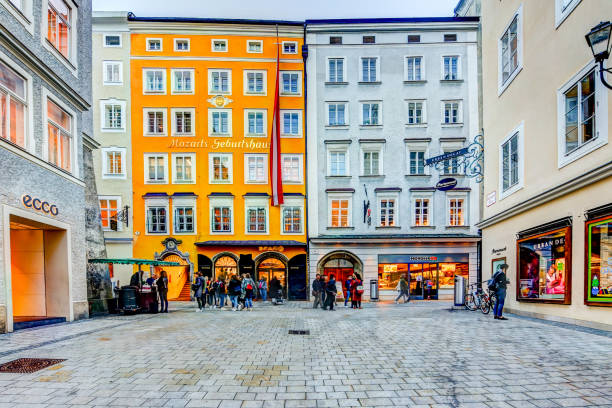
464;283;482;311
479;288;498;315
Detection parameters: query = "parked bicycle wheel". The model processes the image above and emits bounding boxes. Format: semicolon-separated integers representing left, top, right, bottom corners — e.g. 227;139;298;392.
465;293;477;311
480;296;491;314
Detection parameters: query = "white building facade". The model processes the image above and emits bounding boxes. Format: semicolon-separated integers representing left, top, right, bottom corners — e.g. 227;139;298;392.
305;18;481;300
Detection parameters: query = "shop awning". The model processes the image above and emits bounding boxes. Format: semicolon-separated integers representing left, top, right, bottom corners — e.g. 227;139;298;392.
87;258;180;266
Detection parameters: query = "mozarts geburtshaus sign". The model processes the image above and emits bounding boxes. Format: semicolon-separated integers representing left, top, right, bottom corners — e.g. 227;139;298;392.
425;134;484;183
169;138;270;150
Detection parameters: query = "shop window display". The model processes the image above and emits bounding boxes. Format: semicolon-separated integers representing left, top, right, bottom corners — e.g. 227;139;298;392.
517;226;571;303
378;263;408;290
586;214;612;305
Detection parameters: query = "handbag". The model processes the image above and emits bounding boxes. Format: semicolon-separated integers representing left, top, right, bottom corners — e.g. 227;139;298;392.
356;285;364;294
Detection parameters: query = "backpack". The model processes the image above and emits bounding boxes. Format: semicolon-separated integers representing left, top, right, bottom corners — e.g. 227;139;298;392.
191;283;199;292
488;272;500;291
246;283;253;290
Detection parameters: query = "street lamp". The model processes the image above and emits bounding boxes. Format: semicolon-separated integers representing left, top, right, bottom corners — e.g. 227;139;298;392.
586;21;612;89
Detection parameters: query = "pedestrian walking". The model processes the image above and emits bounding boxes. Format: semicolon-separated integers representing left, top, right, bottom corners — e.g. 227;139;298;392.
493;263;510;320
350;273;364;309
258;277;268;302
344;275;353;308
217;276;227;308
193;272;205;311
312;274;323;309
395;275;410;304
207;277;217;308
321;275;328;307
324;274;337;311
242;273;257;311
269;276;282;304
228;275;241;311
156;270;169;313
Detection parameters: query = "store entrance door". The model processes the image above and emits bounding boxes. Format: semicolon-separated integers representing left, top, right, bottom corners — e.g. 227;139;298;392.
257;258;286;298
409;263;439;300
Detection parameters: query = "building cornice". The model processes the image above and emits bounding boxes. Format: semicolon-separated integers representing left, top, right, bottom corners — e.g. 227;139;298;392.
306;21;478;33
310;236;481;245
127;21;304;37
82;133;100;150
478;160;612;229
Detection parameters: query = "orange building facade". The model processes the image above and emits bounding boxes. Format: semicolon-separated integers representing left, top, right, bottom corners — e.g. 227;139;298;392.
129;17;307;300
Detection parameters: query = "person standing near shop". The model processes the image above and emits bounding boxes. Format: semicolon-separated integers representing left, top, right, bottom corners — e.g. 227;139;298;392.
395;275;410;304
228;275;241;311
156;270;169;313
217;276;227;309
493;264;510;320
312;274;323;309
350;273;364;309
343;275;353;308
242;273;257;311
258;276;268;302
324;274;337;311
207;277;217;309
194;272;205;311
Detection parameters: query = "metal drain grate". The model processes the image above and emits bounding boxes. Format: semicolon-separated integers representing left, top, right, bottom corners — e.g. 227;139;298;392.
0;358;66;373
288;330;310;335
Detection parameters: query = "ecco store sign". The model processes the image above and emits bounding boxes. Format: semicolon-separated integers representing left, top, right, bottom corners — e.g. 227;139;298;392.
21;194;59;216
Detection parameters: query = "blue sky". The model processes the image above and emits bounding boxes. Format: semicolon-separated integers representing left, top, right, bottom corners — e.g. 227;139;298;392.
92;0;460;20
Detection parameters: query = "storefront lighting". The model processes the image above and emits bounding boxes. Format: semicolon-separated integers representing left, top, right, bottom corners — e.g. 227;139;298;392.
585;21;612;89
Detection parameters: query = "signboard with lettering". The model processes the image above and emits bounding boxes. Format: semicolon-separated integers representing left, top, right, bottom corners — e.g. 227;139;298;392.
436;178;457;191
21;194;58;216
425;148;469;166
486;191;496;207
169;138;269;150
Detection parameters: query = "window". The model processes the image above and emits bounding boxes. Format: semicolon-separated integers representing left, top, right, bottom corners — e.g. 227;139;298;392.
362;150;380;176
407;35;420;43
281;71;301;95
442;153;462;175
209;69;231;94
212;39;227;52
499;7;523;93
328;58;345;83
443;101;461;124
413;198;430;226
564;70;595;154
246;206;266;233
361;102;381;125
172;153;195;183
444;34;457;42
245;154;267;183
244;70;266;94
448;198;465;226
144;154;167;183
282;41;297;54
281;110;301;136
209;109;231;136
409;151;425;175
46;98;72;172
281;154;302;183
330;198;350;227
330;36;342;44
104;34;121;48
147;38;162;51
143;69;165;93
282;206;302;233
174;206;194;233
47;0;72;59
407;101;424;124
209;153;232;183
405;57;423;81
172;108;194;136
327;103;347;126
101;100;124;131
585;213;612;305
328;149;348;176
99;197;119;231
103;61;122;85
443;56;459;80
144;109;167;136
0;61;27;148
212;205;232;232
502;132;519;191
147;206;167;233
174;39;190;51
363;35;375;44
379;198;396;227
172;69;194;94
247;40;262;53
556;0;581;27
245;109;266;136
360;57;378;82
101;148;125;178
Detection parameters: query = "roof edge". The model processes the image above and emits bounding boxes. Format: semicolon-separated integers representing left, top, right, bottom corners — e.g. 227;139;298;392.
127;14;304;26
305;17;479;25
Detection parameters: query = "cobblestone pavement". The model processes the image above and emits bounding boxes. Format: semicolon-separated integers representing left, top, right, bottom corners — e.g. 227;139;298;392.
0;301;611;408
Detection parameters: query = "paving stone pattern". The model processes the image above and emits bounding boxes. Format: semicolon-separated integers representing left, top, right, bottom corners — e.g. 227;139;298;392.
0;301;610;407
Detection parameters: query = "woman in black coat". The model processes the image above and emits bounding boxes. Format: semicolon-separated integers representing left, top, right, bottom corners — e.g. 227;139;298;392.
156;270;169;313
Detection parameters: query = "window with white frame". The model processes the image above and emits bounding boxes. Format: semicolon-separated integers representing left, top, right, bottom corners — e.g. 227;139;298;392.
144;108;167;136
46;98;72;172
147;38;162;51
99;197;121;231
555;0;581;27
281;71;301;95
379;197;397;227
409;151;426;175
501;132;519;191
210;198;233;233
144;154;167;183
281;154;302;183
103;34;121;47
327;146;348;176
413;196;431;226
174;38;189;51
172;153;195;183
143;69;165;93
360;57;378;82
499;7;522;92
282;202;303;233
407;100;425;125
146;204;168;234
245;109;266;136
328;58;345;83
563;69;595;154
209;109;231;136
171;108;194;136
209;69;231;94
361;102;381;125
443;56;459;80
246;201;267;233
282;41;298;54
247;40;263;53
327;102;347;126
0;60;28;148
212;39;227;52
442;152;462;175
448;196;465;226
103;61;122;84
209;153;232;183
281;110;301;136
101;147;125;178
174;204;195;234
47;0;73;60
244;70;266;94
361;146;382;176
442;101;461;124
101;100;124;131
405;56;423;81
329;196;351;227
244;154;267;183
172;69;194;94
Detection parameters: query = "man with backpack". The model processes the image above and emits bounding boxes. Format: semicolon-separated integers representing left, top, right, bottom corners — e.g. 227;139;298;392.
491;263;510;320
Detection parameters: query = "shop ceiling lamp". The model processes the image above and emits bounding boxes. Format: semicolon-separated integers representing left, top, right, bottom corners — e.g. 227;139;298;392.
585;21;612;89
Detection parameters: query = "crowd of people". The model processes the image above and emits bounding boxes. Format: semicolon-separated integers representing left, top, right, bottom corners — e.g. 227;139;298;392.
311;273;364;310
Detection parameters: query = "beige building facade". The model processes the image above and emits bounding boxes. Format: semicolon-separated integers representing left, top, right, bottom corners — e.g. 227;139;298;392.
479;0;612;329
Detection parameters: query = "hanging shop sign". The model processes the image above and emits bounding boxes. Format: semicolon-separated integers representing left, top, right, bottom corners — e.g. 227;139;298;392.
259;246;284;252
424;134;484;183
21;194;59;216
436;178;457;191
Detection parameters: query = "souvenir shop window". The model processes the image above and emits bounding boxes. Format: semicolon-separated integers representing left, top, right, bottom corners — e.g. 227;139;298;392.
585;214;612;306
378;263;409;290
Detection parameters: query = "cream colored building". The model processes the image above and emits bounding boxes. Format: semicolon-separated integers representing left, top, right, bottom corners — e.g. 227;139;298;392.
92;12;134;286
479;0;612;329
